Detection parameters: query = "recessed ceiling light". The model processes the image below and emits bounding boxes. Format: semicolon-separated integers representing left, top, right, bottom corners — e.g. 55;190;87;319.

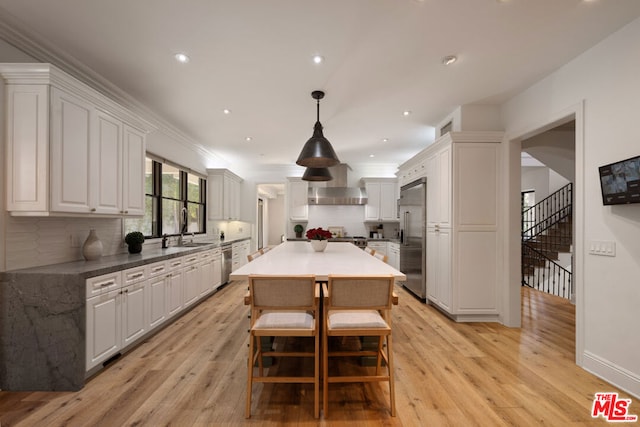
442;55;457;66
403;110;412;116
312;54;324;64
382;138;389;143
369;154;375;158
245;137;252;142
174;53;190;63
223;109;231;115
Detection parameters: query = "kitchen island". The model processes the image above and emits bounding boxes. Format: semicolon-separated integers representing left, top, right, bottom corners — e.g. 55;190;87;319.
231;241;405;282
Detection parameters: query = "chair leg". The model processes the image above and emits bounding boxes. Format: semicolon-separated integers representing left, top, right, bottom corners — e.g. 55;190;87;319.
323;330;329;416
246;333;255;418
386;334;396;417
314;332;320;418
376;336;384;375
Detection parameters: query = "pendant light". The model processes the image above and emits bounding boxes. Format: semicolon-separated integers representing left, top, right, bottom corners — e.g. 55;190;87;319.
296;90;340;168
302;167;333;182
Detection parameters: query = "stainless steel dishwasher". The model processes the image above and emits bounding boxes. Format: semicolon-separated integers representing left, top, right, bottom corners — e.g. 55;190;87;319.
221;243;233;284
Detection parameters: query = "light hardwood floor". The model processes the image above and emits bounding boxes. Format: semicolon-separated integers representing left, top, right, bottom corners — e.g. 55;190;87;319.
0;281;634;426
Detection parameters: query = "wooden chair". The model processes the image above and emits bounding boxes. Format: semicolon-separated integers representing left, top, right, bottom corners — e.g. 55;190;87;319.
247;249;264;262
322;274;396;417
364;246;376;256
373;251;388;263
246;274;320;418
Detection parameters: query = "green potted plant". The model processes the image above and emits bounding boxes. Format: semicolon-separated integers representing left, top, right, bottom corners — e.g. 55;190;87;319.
124;231;145;254
294;224;304;238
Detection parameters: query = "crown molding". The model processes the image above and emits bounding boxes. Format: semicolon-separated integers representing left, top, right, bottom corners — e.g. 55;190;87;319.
0;15;223;162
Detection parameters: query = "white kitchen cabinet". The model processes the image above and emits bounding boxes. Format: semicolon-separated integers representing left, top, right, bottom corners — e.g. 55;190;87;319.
83;246;229;374
147;261;169;330
121;124;146;216
232;239;251;271
166;258;185;318
86;271;123;370
287;178;309;221
212;249;223;290
426;226;451;311
199;248;223;296
50;87;94;213
198;249;215;297
362;179;398;222
206;169;243;220
121;267;149;347
388;242;400;271
420;131;502;321
182;253;201;308
0;64;149;217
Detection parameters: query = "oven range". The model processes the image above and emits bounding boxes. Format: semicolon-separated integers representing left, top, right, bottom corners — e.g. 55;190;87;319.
330;236;368;249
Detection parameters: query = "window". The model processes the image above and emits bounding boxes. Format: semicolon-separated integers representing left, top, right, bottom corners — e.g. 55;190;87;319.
125;157;206;238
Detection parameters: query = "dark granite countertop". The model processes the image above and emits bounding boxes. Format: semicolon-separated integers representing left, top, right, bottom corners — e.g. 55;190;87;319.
1;237;250;279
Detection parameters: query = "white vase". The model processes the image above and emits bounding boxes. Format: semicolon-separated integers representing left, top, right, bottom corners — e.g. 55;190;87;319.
310;240;328;252
82;229;103;261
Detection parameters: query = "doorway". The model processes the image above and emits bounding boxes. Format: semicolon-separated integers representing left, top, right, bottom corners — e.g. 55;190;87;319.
506;101;584;365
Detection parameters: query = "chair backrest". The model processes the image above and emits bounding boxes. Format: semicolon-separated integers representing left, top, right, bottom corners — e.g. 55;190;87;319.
373;251;388;263
364;247;376;256
249;275;317;310
247;250;264;262
326;275;394;310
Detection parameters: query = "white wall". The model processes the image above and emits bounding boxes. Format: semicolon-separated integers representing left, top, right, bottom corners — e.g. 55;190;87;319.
267;194;285;246
503;17;640;397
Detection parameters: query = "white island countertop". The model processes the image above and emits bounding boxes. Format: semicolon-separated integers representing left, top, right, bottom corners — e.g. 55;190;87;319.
230;241;406;282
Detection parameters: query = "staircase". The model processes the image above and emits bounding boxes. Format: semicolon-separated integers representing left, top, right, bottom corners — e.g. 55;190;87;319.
521;183;573;299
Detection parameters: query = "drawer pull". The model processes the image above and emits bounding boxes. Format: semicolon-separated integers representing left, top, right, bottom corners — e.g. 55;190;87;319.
130;273;144;279
152;266;164;272
99;280;115;287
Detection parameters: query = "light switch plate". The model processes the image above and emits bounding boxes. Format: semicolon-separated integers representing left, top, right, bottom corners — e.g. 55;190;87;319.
588;240;616;257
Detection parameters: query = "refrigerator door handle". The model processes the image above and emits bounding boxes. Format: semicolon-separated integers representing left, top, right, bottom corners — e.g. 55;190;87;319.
403;211;410;245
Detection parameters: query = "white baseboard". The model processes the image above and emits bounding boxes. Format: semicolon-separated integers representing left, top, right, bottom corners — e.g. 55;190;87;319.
582;350;640;399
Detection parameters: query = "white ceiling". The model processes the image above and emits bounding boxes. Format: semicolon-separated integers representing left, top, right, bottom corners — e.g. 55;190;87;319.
1;0;640;173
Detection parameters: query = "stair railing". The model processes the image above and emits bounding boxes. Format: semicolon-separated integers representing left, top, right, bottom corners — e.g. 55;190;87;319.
521;183;573;298
522;244;572;299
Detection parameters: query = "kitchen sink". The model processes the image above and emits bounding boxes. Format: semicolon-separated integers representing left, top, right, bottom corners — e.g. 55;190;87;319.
180;242;213;247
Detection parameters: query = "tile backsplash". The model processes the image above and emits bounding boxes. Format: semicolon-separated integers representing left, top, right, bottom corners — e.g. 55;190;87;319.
4;216;125;270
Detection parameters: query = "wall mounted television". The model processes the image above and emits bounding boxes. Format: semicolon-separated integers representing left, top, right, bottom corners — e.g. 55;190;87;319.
599;155;640;205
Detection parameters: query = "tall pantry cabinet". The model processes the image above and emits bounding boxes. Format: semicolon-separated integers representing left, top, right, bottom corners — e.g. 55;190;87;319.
401;131;503;322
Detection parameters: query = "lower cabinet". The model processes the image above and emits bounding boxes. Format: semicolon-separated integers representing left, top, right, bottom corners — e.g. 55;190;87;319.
167;258;184;318
85;245;234;373
388;242;400;270
148;261;169;330
86;286;122;371
426;227;452;312
182;253;201;308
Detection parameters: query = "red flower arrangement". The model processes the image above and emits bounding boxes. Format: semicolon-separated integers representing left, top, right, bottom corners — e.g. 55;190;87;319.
305;227;333;240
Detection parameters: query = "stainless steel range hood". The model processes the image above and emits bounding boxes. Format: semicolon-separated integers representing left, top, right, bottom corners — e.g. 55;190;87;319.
308;164;368;205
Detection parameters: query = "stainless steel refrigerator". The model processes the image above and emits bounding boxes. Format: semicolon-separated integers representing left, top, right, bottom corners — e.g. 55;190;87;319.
399;178;426;300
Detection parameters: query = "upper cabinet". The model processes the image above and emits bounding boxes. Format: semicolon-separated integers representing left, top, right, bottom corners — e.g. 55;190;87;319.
207;169;243;221
287;178;308;221
362;178;398;222
0;64;150;217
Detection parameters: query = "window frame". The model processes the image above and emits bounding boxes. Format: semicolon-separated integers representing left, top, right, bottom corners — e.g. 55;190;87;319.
141;157;206;239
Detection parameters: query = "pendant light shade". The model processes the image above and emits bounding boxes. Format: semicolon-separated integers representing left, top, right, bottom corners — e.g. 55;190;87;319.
296;90;340;168
302;167;333;182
